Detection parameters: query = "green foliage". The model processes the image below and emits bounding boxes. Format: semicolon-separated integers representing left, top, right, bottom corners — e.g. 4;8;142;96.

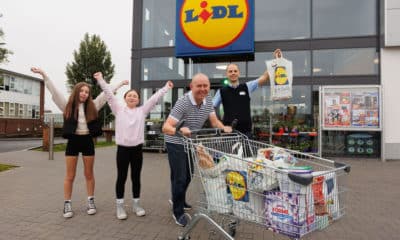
65;33;115;126
0;163;17;172
0;28;13;64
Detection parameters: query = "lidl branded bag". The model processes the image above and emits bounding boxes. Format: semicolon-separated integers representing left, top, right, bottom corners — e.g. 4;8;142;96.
266;57;293;101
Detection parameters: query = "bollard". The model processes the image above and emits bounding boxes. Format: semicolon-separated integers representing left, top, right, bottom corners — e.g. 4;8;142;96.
42;126;49;151
49;117;54;160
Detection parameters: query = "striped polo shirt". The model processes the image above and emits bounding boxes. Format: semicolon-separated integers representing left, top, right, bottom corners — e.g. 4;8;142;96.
164;91;215;145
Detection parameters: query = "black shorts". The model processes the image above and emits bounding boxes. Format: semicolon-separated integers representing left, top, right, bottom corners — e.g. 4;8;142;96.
65;135;95;156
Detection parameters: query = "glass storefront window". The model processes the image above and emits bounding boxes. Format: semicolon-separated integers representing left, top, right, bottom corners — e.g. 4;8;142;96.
313;48;379;76
141;87;172;151
142;57;185;81
142;0;176;48
255;0;310;41
192;62;246;79
313;0;376;38
248;51;310;78
141;87;172;120
251;85;318;152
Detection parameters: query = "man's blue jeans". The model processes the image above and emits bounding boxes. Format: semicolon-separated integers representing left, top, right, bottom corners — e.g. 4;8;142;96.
166;142;193;218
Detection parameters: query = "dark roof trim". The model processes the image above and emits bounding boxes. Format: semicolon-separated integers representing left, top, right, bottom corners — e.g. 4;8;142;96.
0;68;43;82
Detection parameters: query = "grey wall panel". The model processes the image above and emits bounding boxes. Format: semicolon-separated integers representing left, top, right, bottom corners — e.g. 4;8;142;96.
385;143;400;160
387;0;400;9
385;0;400;46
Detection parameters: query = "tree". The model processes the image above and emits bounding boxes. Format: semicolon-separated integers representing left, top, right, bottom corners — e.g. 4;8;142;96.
0;21;13;63
65;33;115;127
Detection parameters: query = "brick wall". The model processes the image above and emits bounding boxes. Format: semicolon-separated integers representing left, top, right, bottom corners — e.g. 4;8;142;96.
0;118;44;137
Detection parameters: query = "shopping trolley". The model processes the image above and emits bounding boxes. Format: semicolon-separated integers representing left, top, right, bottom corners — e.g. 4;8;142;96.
178;128;350;240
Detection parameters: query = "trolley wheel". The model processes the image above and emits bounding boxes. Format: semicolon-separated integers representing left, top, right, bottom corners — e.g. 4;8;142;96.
228;225;236;237
228;220;237;237
177;236;190;240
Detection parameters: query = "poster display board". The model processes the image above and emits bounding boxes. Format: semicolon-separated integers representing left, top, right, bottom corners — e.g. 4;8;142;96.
321;86;381;131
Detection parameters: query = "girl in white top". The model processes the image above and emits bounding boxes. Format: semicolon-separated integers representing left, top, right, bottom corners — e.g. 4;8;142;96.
93;72;173;220
31;67;128;218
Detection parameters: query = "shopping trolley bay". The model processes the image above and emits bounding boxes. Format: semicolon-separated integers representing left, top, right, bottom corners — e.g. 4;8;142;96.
178;130;350;240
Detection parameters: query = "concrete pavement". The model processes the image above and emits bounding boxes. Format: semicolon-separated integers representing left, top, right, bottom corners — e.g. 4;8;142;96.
0;147;399;240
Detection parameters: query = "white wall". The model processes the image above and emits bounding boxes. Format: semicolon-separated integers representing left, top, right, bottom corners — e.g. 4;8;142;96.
0;91;40;105
381;48;400;159
385;0;400;46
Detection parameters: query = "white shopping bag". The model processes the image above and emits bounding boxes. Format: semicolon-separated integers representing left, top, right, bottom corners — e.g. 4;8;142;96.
266;56;293;101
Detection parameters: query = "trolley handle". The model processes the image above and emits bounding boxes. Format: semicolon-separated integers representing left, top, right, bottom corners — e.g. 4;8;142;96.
175;119;238;139
191;119;239;138
288;172;314;186
175;120;219;138
334;161;351;173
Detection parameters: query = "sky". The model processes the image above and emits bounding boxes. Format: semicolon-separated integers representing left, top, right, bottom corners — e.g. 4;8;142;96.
1;0;132;113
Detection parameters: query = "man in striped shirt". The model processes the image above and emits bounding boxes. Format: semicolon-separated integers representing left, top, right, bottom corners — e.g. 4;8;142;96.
162;73;232;227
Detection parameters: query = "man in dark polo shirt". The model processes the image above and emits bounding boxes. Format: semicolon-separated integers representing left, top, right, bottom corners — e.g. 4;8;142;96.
213;49;282;138
162;73;232;227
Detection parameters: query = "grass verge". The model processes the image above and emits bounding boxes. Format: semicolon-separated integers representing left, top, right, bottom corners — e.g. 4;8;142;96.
0;163;18;172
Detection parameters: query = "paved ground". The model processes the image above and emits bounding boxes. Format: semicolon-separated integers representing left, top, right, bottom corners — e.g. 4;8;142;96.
0;137;67;153
0;147;399;240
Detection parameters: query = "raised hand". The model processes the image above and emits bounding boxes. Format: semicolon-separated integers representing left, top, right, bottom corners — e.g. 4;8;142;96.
165;80;174;89
30;67;45;77
121;80;129;86
273;49;282;58
93;72;103;81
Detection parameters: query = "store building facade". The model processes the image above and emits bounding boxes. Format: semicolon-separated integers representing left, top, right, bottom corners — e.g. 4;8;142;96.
131;0;400;160
0;68;45;137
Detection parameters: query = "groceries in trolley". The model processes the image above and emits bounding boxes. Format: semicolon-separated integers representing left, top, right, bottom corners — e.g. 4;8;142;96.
195;144;342;238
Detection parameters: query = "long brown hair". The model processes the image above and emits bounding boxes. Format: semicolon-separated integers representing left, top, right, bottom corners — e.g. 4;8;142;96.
64;82;98;122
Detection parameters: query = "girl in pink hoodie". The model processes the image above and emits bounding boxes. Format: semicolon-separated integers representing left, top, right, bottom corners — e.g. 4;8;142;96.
93;72;173;220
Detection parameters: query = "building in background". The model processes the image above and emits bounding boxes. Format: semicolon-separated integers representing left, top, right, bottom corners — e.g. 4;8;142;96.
0;68;44;137
131;0;399;160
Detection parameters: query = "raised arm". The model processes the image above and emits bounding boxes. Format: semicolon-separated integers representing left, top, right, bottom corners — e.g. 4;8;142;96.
30;67;67;111
93;77;128;110
142;81;173;115
93;72;128;114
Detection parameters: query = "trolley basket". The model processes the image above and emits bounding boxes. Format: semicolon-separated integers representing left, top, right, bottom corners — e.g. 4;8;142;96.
178;129;350;240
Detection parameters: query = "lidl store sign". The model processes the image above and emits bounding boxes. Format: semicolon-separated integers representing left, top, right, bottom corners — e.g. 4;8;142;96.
176;0;254;58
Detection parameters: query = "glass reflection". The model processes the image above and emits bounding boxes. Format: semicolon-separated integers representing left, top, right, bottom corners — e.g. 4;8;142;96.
255;0;310;41
313;0;376;38
142;0;176;48
142;57;185;81
248;51;310;78
313;48;378;76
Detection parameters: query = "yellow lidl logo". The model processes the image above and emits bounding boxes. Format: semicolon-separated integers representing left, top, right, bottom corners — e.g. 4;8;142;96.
274;66;289;85
180;0;249;49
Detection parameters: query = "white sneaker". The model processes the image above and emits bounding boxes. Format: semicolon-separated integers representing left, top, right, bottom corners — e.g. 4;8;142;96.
116;203;127;220
63;201;73;218
87;197;97;215
133;200;146;217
